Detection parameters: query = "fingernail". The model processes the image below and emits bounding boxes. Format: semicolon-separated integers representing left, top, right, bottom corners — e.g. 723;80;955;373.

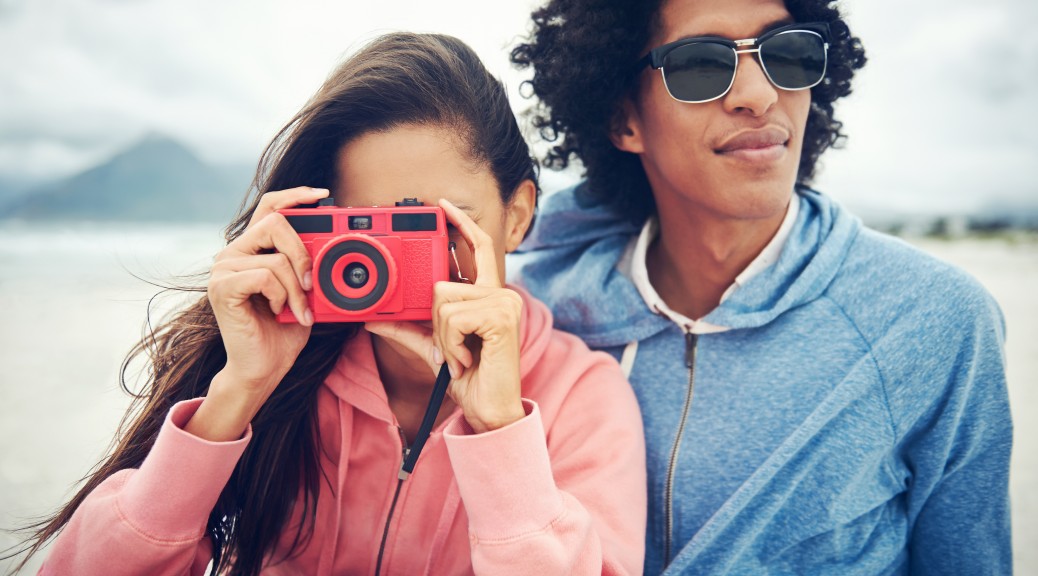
448;364;459;380
302;271;313;291
310;187;330;195
303;308;314;326
432;346;443;365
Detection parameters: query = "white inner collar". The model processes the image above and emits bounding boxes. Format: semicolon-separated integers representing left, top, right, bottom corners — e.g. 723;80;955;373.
625;195;800;334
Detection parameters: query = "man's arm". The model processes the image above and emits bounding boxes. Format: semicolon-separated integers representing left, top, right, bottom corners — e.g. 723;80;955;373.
897;291;1013;574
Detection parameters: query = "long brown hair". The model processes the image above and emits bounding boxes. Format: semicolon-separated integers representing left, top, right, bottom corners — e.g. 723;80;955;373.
6;32;537;576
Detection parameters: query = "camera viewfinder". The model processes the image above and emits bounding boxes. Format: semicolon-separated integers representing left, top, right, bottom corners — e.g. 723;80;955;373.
349;216;373;230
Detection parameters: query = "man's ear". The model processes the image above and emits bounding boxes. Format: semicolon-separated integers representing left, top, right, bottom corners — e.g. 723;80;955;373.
503;179;538;253
609;98;646;154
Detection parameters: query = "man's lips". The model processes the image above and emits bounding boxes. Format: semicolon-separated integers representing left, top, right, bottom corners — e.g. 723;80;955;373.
714;127;789;154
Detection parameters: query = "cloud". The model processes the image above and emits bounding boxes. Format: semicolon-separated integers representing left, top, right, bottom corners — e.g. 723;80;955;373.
0;0;541;180
1;0;1033;215
814;0;1038;213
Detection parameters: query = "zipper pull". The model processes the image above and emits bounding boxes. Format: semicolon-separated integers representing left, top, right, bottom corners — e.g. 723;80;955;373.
398;458;411;480
684;331;698;369
398;429;412;480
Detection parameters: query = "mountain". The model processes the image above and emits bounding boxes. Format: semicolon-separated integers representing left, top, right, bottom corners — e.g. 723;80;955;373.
0;175;42;206
0;135;253;222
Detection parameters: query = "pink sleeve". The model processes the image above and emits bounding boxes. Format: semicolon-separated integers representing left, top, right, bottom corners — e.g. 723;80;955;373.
39;398;251;576
443;362;647;575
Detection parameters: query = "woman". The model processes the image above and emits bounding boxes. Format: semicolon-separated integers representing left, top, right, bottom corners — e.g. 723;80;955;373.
14;33;646;575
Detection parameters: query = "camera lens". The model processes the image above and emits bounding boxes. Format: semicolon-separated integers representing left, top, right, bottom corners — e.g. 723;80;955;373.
343;263;369;288
318;238;392;312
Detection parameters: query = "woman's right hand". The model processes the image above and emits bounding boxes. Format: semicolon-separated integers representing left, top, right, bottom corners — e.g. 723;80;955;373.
186;186;329;441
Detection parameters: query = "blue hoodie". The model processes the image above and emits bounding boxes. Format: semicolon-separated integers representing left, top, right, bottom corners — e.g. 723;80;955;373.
509;184;1012;575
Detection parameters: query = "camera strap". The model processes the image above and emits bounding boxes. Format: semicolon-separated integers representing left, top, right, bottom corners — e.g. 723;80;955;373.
398;362;452;480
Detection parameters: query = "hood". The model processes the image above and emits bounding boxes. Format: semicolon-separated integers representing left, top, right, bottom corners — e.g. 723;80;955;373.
323;283;556;406
510;184;862;348
523;182;644;249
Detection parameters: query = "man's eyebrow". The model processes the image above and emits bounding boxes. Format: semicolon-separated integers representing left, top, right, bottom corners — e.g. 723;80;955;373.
685;18;797;41
759;18;797;36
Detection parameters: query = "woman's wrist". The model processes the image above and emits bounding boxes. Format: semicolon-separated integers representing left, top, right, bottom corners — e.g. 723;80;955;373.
183;369;271;442
466;401;527;434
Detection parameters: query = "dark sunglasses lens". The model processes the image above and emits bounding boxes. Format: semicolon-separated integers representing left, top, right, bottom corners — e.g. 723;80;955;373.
662;42;736;102
760;31;826;89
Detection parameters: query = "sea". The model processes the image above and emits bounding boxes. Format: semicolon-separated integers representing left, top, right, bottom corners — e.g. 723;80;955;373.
1;221;1035;574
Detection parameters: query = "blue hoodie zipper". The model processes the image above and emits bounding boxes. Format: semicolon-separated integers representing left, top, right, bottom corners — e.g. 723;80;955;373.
663;331;698;566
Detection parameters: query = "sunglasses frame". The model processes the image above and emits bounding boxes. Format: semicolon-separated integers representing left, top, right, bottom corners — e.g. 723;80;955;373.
637;22;831;104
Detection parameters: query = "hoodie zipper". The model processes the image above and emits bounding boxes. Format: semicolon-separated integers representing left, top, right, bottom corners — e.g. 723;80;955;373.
374;428;409;576
663;331;698;566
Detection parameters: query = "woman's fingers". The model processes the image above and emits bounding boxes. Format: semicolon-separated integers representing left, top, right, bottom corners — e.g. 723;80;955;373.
248;187;329;228
213;253;312;324
232;187;328;293
364;321;441;377
434;302;477;379
438;198;501;288
222;211;314;292
432;282;523;379
211;267;289;317
433;287;524;433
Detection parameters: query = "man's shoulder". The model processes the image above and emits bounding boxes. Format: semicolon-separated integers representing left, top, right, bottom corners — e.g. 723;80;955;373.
519;182;642;252
789;190;999;331
833;226;1001;326
824;227;1006;412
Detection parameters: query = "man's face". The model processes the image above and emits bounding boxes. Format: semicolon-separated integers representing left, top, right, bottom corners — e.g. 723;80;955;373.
616;0;810;223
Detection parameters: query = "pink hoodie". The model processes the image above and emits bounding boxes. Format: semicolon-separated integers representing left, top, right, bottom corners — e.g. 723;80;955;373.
40;287;647;575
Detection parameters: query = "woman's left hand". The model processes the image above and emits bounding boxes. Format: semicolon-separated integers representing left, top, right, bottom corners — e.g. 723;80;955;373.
365;199;526;433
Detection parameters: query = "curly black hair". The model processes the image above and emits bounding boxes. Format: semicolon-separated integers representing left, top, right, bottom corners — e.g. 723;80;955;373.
511;0;867;224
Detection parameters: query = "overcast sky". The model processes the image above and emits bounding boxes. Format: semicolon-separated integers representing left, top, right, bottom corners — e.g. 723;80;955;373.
1;0;1035;216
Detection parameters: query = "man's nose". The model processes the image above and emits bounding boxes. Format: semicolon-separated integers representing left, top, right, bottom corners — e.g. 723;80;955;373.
722;51;778;116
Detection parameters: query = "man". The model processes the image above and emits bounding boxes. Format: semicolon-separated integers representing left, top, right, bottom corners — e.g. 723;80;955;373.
509;0;1013;573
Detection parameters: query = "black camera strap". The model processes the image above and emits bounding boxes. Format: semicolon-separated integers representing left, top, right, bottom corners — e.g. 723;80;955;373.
398;362;452;480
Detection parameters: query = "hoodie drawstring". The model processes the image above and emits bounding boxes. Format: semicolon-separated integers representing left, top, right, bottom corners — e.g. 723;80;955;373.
620;341;639;379
317;401;353;576
422;477;462;575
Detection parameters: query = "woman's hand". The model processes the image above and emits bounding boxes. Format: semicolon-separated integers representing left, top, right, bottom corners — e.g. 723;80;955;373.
186;186;327;441
366;199;526;434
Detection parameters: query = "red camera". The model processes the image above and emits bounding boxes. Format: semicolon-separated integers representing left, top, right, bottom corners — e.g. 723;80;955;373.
276;198;450;323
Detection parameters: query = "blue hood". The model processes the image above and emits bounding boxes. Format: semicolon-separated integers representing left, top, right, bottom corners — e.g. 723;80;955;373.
511;184;862;346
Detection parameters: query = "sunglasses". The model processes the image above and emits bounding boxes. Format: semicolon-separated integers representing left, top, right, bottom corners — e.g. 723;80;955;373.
637;22;830;103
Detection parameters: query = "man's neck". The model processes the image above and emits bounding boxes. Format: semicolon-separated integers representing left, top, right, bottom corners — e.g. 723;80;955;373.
647;195;790;321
